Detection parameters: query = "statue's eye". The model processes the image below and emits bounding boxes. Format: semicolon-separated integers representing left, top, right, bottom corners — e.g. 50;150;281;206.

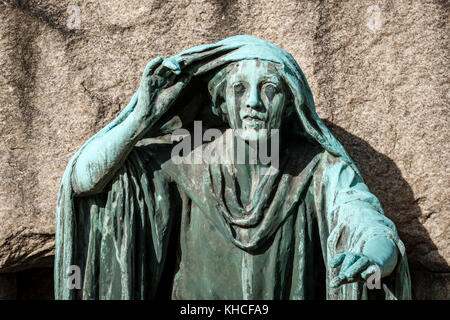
263;83;278;101
233;83;246;96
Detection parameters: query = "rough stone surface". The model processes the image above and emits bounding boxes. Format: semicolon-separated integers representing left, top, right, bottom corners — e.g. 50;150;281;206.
0;0;448;299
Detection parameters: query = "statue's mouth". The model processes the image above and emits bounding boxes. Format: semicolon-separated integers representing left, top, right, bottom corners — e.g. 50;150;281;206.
242;115;265;127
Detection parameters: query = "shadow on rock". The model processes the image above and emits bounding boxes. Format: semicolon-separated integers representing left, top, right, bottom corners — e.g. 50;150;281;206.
324;120;449;299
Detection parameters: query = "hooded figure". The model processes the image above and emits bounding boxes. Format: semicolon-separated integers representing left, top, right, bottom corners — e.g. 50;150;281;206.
55;35;411;300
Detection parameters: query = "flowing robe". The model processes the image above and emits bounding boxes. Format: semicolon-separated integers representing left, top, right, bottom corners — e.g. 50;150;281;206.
55;135;410;300
55;35;411;300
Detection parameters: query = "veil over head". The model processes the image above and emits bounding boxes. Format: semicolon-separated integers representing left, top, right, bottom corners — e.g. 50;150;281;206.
65;35;359;175
152;35;360;174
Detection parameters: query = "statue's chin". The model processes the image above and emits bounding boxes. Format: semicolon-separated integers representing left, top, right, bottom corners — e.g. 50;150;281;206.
234;128;269;141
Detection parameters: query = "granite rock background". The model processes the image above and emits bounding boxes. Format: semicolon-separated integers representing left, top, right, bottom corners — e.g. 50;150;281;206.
0;0;448;299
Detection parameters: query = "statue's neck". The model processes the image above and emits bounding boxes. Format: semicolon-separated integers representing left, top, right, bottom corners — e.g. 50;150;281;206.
228;135;280;199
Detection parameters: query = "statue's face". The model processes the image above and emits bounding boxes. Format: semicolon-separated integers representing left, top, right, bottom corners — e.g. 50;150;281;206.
224;60;287;141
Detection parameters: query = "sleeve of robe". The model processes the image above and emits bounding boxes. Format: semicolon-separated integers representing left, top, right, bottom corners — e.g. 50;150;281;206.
312;151;412;300
54;91;178;300
55;145;177;300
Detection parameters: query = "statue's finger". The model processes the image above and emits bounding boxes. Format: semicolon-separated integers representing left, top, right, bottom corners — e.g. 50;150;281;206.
339;253;359;273
154;77;191;114
163;77;189;94
143;57;164;77
331;270;364;288
154;63;173;78
330;253;345;268
330;275;346;288
343;256;370;278
162;70;191;90
361;265;379;280
155;58;188;79
162;57;181;75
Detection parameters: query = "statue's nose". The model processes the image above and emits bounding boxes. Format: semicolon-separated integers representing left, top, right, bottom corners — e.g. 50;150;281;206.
245;89;264;111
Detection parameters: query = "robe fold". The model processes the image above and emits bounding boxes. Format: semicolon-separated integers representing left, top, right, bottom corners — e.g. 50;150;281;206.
55;35;411;300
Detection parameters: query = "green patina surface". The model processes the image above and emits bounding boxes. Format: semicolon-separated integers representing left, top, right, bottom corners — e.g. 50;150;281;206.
55;35;411;300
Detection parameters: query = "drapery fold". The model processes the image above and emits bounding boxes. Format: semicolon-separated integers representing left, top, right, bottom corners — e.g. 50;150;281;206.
55;146;175;299
313;152;411;300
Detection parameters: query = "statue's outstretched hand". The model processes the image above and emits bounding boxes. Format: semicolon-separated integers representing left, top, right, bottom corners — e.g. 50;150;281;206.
330;252;376;288
330;237;398;288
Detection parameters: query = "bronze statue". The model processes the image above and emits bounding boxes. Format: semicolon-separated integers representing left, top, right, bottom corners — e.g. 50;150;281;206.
55;35;411;300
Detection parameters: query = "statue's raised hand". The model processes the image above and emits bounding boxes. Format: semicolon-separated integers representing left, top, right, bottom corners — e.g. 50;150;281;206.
134;56;189;129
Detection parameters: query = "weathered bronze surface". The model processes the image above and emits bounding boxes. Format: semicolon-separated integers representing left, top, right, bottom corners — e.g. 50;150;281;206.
55;36;411;299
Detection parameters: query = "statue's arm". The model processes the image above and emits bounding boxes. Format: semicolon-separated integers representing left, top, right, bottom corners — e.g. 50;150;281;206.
72;57;188;195
315;152;399;287
71;103;149;195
